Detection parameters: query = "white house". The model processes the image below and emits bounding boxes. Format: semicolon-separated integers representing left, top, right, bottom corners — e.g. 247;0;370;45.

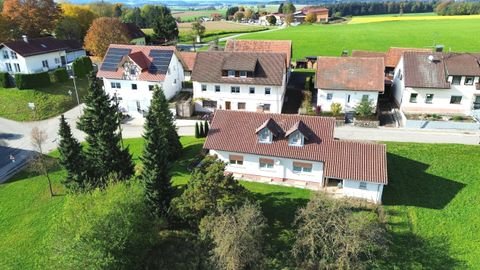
97;44;184;116
393;52;480;119
191;51;287;114
204;110;388;204
315;56;385;113
0;36;85;75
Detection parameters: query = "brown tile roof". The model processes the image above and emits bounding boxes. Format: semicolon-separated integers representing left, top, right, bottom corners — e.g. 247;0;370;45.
0;37;83;57
403;52;450;89
385;47;432;68
123;23;146;40
224;39;292;65
443;53;480;77
178;51;197;71
192;51;286;86
315;56;384;92
97;44;176;82
204;110;388;184
223;54;258;72
351;50;386;61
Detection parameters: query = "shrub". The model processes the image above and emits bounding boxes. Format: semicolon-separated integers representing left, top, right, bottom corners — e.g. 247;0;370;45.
50;68;69;83
355;99;375;117
72;56;93;77
0;72;12;88
331;102;342;116
14;72;51;89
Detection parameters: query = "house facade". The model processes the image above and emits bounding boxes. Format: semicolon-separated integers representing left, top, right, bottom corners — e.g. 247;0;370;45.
191;51;287;114
97;44;184;115
315;56;384;112
393;52;480;119
0;36;85;75
204;110;388;204
178;51;197;81
294;7;329;23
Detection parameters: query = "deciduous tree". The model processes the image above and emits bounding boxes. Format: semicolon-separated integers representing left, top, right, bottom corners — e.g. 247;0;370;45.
60;3;97;40
266;15;277;26
191;20;206;42
84;17;130;57
305;12;316;23
29;127;55;197
2;0;61;37
55;17;82;41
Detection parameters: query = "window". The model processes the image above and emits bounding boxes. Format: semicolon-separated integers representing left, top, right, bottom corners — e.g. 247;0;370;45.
42;60;49;68
259;158;274;169
229;155;243;165
326;93;333;101
249;87;255;94
450;95;462;104
130;68;136;75
231;86;240;93
5;63;12;72
3;50;9;59
111;82;121;89
425;94;434;104
265;87;271;95
409;93;418;103
237;102;246;110
263;104;270;112
215;85;220;92
465;77;474;85
202;100;217;108
362;94;369;101
173;79;177;84
288;132;303;146
131;84;137;90
452;76;461;85
228;70;235;77
201;84;207;91
292;162;312;173
258;128;272;143
54;58;60;64
240;71;247;78
149;85;154;91
359;182;367;189
13;63;20;72
10;51;17;59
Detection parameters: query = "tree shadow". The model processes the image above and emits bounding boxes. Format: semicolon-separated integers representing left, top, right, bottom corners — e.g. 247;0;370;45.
0;133;23;140
383;153;465;209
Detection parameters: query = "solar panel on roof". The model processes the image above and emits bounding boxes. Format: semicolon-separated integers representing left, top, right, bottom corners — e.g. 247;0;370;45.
148;50;173;74
100;48;132;71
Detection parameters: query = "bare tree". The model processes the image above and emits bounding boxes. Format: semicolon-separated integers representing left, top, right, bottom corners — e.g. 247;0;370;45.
30;127;55;197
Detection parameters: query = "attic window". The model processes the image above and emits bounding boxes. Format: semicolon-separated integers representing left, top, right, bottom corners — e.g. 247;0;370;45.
228;70;235;77
288;131;304;146
258;128;272;143
240;71;247;78
465;77;474;85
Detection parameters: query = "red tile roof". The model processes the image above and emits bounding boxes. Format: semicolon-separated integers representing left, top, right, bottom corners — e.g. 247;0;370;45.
315;56;385;92
204;110;388;184
96;44;176;82
385;47;432;68
225;39;292;65
178;51;197;71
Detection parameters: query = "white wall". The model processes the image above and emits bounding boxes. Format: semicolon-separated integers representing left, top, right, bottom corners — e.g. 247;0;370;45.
317;89;379;112
66;50;86;63
210;150;324;183
343;179;384;204
193;76;286;114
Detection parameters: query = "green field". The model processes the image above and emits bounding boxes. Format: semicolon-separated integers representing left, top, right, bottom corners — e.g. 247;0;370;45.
0;137;479;268
0;78;89;121
239;17;480;60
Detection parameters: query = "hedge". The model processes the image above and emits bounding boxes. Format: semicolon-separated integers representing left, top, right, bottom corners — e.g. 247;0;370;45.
14;72;51;89
72;56;93;77
50;68;69;83
0;72;12;88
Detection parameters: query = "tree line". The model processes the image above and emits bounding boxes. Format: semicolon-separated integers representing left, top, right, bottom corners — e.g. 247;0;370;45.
326;1;435;17
436;0;480;15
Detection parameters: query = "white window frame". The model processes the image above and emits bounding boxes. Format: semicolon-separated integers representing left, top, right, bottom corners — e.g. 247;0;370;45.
201;84;207;91
240;71;247;78
409;93;418;103
265;87;271;95
13;63;20;72
359;182;367;189
249;87;255;94
5;63;12;72
231;86;240;93
10;51;17;59
131;83;137;90
464;77;474;85
326;93;333;100
3;50;9;59
228;70;235;77
258;128;272;143
42;60;49;68
292;162;312;174
259;158;274;170
229;155;244;166
425;94;434;104
215;85;220;92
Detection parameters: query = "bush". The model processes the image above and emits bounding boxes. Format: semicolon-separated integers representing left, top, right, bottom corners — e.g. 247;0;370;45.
331;102;342;116
50;68;69;83
72;56;93;77
0;72;12;88
355;99;375;117
14;72;51;89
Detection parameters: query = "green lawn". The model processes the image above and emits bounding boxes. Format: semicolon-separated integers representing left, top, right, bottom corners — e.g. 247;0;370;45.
1;138;479;269
0;78;89;121
239;18;480;60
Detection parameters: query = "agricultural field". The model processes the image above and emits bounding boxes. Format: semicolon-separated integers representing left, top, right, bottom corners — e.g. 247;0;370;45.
239;15;480;60
171;8;227;22
350;12;480;24
1;136;479;268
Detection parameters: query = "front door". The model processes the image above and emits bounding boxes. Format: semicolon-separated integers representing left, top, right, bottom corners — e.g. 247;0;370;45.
60;56;66;66
225;101;231;110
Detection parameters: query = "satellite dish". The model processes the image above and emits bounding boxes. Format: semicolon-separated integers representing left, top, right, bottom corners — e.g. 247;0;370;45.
428;55;434;62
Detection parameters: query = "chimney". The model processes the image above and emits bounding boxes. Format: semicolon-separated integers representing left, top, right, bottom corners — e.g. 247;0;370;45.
22;35;28;43
341;50;348;57
435;45;444;52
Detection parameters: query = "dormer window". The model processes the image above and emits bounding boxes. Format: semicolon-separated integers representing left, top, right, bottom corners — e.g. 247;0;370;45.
255;118;283;143
258;128;272;143
288;131;304;146
240;71;247;78
465;77;474;85
285;120;311;147
228;70;235;77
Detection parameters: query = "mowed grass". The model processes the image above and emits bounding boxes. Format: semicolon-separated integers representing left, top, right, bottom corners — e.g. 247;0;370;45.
239;17;480;59
1;137;479;268
0;78;89;121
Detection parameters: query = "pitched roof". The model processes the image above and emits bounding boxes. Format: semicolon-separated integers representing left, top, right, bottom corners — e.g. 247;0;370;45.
224;39;292;65
223;53;258;72
192;51;286;86
204;110;388;184
403;52;450;89
178;51;197;71
0;37;83;57
351;50;386;61
301;7;329;15
315;56;384;92
385;47;432;68
123;23;146;40
443;53;480;76
96;44;176;82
